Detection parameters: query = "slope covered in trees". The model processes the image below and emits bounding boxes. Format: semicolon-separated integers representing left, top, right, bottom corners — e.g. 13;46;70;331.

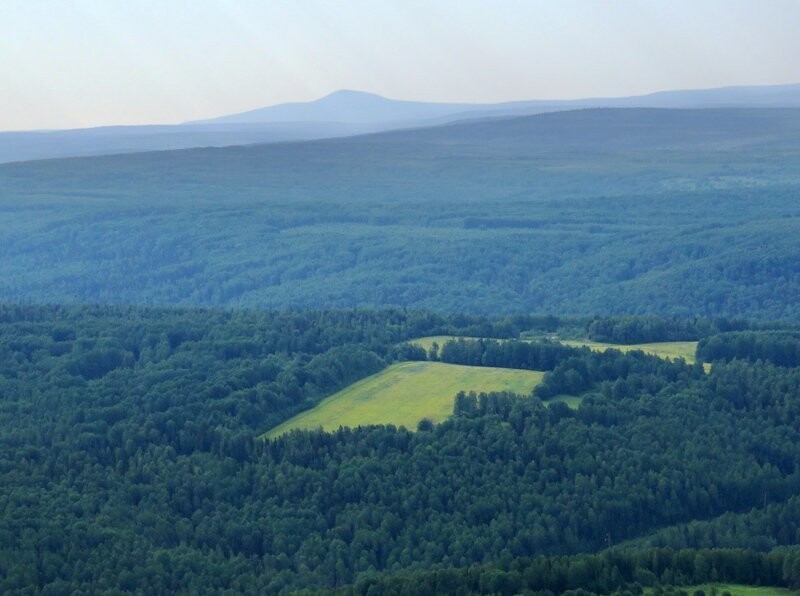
2;109;800;318
2;306;800;593
624;496;800;552
698;331;800;368
333;547;800;595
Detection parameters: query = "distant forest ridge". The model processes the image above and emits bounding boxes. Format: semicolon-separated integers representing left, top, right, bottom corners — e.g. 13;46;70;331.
1;107;799;318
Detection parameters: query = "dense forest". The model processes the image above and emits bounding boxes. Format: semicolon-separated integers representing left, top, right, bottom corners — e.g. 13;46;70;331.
2;108;800;318
697;331;800;368
331;547;800;595
585;316;751;344
2;305;800;593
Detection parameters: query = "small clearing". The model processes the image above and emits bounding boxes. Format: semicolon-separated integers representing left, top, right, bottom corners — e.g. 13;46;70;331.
263;361;544;438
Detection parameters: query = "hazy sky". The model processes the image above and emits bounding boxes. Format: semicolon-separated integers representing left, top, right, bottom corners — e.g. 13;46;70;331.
2;0;799;131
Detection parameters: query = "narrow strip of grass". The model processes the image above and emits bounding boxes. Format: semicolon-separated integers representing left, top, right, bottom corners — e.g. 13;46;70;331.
410;336;700;365
562;339;699;363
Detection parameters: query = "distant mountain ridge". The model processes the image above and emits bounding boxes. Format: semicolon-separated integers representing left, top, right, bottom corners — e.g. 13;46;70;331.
194;83;800;125
2;83;800;164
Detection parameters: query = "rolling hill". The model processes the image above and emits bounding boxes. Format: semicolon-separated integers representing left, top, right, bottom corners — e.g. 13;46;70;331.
0;121;381;165
1;107;800;318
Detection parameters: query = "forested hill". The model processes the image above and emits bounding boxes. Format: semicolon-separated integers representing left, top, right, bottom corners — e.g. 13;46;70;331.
3;306;800;593
353;107;800;150
2;108;800;317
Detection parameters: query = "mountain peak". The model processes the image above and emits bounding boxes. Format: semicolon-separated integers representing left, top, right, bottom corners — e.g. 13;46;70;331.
199;89;466;125
314;89;393;107
319;89;386;100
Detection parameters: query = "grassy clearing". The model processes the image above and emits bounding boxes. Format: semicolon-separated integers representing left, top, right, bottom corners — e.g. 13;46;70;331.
645;584;794;595
263;361;544;438
562;339;699;363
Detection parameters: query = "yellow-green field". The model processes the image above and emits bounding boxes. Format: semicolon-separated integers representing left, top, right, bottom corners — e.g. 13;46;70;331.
262;361;544;439
562;339;699;363
645;584;794;595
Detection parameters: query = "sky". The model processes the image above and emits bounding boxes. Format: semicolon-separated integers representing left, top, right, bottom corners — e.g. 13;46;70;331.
2;0;799;131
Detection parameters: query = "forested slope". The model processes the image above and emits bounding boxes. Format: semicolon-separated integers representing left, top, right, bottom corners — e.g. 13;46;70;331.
3;307;800;593
622;495;800;551
2;108;800;318
332;548;800;595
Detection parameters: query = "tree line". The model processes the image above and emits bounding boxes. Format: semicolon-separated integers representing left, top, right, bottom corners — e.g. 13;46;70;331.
334;547;800;595
585;316;750;344
432;337;703;399
698;331;800;368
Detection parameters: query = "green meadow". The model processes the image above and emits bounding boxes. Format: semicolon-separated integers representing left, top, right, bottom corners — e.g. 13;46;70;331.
263;361;544;438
